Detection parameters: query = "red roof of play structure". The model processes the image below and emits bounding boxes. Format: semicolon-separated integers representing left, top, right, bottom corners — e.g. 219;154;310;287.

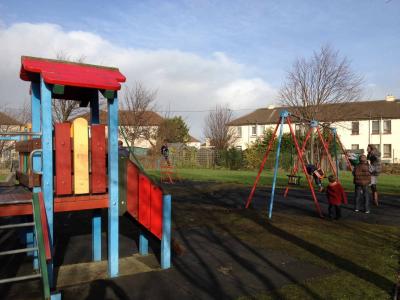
20;56;126;90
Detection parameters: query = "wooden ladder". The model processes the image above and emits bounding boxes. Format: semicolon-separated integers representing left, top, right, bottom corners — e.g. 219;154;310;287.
0;193;51;299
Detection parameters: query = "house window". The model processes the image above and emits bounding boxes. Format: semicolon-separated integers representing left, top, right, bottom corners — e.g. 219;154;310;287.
383;120;391;134
237;126;242;138
351;144;359;150
383;144;392;158
251;125;257;136
351;122;359;135
371;120;380;135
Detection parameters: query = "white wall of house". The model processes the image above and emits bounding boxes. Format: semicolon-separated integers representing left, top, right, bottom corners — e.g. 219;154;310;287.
335;119;399;163
232;124;291;150
231;118;400;163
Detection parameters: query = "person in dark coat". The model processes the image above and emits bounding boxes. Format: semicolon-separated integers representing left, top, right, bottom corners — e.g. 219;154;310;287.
160;140;170;166
367;144;381;206
353;154;371;213
326;175;347;220
118;140;129;158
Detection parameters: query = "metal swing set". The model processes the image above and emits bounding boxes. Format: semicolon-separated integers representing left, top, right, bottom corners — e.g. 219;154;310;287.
244;110;352;219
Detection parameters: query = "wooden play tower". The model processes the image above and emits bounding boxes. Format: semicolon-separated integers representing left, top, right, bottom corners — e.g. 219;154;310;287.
0;56;172;299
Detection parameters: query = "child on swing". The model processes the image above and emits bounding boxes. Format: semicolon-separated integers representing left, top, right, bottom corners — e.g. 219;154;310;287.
306;163;325;192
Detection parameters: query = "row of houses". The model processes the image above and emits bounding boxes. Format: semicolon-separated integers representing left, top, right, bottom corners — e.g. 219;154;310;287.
227;96;400;163
0;110;202;163
1;97;399;164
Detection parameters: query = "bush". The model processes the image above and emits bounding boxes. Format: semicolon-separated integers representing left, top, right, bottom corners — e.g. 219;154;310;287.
216;148;244;170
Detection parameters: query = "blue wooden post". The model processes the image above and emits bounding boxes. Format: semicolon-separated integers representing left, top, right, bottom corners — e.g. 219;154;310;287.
161;194;171;269
268;110;288;219
107;94;119;277
30;81;42;270
139;230;149;255
40;77;54;286
90;96;102;262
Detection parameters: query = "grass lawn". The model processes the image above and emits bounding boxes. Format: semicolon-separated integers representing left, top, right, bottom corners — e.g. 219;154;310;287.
170;183;399;299
148;168;400;194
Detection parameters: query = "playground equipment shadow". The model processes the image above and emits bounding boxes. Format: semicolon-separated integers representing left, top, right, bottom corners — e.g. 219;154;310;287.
0;182;398;299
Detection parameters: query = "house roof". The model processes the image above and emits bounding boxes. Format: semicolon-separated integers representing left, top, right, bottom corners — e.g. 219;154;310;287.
0;112;22;126
77;110;164;126
188;135;200;143
228;100;400;125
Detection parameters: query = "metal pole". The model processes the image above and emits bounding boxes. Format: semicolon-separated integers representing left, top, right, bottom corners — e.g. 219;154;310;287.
332;128;339;180
287;118;323;218
283;126;313;198
245;117;281;208
316;127;337;177
268;111;288;219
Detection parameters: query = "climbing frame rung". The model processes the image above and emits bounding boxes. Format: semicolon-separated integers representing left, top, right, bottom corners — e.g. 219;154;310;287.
0;273;41;284
0;222;35;230
0;247;38;256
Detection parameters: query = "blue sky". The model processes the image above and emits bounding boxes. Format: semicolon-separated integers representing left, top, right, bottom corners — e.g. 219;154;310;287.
0;0;399;137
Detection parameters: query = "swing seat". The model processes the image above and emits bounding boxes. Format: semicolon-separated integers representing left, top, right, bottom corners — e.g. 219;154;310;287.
287;175;301;186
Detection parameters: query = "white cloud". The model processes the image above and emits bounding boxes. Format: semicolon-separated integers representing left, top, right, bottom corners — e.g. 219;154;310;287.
0;22;277;137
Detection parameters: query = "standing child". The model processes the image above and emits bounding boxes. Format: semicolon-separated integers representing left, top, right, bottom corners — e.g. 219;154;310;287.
160;140;170;166
326;175;347;220
353;154;371;213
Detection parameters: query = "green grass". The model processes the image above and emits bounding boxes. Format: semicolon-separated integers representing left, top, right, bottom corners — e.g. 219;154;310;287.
170;184;399;299
148;168;400;194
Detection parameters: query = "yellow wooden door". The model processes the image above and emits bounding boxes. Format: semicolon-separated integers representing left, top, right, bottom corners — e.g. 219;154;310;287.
72;118;89;194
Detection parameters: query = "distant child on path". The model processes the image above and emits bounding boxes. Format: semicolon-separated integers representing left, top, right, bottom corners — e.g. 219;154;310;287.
306;164;325;192
326;175;347;220
160;140;170;166
353;154;371;213
118;140;129;158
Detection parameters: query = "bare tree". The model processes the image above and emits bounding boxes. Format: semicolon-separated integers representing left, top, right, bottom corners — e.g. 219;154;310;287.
279;45;363;120
52;52;86;122
279;45;363;163
0;105;26;164
204;105;237;150
119;82;158;147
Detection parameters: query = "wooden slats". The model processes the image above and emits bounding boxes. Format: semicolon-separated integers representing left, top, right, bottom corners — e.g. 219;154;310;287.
90;125;107;193
150;185;163;239
72;118;89;194
55;123;72;195
38;193;51;261
138;174;151;229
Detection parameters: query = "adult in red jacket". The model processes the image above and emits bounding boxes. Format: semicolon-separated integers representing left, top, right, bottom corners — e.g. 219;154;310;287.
326;175;348;219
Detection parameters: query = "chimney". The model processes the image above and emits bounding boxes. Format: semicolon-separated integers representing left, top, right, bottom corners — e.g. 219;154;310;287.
386;94;396;102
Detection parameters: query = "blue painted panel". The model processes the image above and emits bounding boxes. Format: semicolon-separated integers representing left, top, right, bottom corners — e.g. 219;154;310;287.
90;96;100;125
161;194;172;269
107;95;119;277
139;230;149;255
268;116;286;219
30;82;42;270
40;77;54;286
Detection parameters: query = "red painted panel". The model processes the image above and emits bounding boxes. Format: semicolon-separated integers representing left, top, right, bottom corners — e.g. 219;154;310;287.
126;161;139;219
90;125;107;194
55;123;72;195
150;184;163;240
138;174;151;229
20;56;126;90
38;193;52;261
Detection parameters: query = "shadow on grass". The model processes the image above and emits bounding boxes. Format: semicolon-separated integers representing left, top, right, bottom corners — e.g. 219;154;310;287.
241;210;394;293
